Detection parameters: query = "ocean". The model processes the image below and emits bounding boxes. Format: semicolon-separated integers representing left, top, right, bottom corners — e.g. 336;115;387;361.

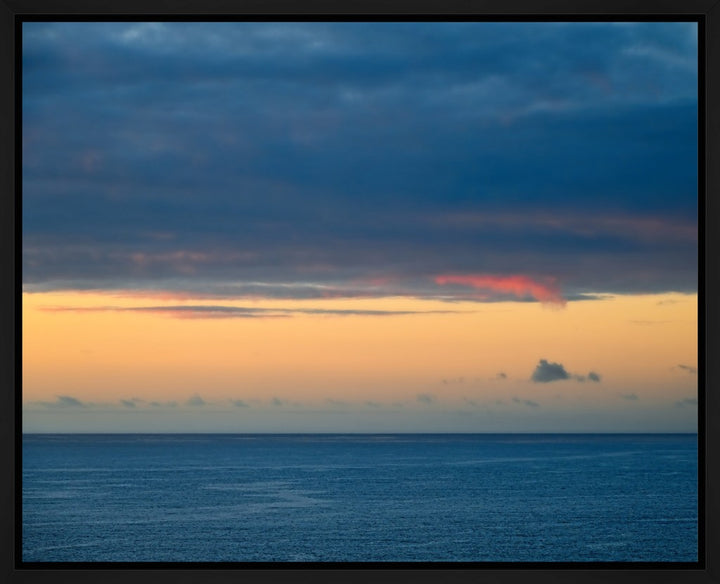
21;433;698;563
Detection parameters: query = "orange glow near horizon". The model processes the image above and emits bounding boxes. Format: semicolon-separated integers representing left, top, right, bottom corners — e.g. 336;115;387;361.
22;291;697;413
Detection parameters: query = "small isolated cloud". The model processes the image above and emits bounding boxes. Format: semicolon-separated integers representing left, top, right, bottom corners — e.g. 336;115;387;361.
675;397;698;407
619;393;638;401
512;397;540;407
496;372;507;380
677;364;697;375
531;359;570;383
231;399;249;407
271;397;285;407
416;393;436;405
531;359;601;384
186;395;206;407
120;399;137;408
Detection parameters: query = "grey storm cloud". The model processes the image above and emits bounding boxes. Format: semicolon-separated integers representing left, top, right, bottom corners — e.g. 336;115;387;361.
22;21;698;302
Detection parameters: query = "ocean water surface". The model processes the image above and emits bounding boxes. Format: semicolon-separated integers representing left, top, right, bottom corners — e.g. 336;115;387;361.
21;433;698;563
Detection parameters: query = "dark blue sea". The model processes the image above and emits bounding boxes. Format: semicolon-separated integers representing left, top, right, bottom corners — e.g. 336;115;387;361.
21;433;698;563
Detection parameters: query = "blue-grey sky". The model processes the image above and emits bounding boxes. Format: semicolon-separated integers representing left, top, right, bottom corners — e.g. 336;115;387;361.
23;21;698;301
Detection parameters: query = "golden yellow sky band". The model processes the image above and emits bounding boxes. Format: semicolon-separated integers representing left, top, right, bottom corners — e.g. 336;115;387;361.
23;291;697;411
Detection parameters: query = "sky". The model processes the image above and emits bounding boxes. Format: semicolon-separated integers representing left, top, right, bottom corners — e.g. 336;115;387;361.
22;21;699;433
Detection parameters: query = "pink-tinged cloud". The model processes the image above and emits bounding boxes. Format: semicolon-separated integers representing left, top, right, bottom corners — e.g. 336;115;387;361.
435;274;566;306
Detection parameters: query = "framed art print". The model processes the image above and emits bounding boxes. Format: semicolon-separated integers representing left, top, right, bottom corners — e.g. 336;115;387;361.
3;1;718;583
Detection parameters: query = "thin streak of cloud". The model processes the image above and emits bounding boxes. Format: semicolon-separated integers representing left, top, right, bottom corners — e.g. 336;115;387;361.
416;393;436;405
53;395;85;408
39;304;465;319
512;397;540;407
434;212;696;245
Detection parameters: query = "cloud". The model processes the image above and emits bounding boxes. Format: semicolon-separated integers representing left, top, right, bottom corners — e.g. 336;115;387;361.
22;22;698;302
512;397;540;407
39;303;462;319
676;364;697;374
416;393;436;405
186;395;206;406
575;371;602;382
675;397;698;407
435;274;566;306
531;359;570;383
530;359;601;384
496;372;507;379
619;393;638;401
325;398;348;407
442;376;464;385
231;399;249;407
54;395;85;407
120;399;137;408
271;397;285;407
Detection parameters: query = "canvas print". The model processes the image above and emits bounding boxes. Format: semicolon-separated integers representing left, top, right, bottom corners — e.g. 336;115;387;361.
21;20;699;563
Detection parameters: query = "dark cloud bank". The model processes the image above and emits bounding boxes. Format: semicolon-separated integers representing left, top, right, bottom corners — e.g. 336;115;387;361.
23;22;698;303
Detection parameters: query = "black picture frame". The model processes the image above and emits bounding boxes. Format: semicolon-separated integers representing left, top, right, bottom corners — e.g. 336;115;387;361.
2;1;717;583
